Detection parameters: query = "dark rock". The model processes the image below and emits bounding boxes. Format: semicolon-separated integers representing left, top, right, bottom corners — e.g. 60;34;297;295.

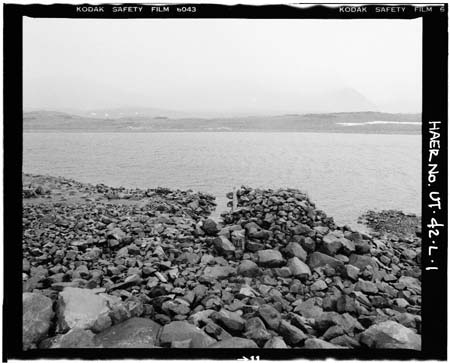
237;260;260;277
202;218;219;236
278;320;307;345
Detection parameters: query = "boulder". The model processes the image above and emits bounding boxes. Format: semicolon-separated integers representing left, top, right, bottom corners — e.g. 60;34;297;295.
257;249;284;267
56;287;111;333
23;292;54;350
46;329;96;348
304;338;344;349
237;260;260;277
202;266;236;281
213;236;235;256
202;218;219;236
94;317;161;348
159;321;216;347
209;337;258;348
321;233;343;256
263;336;288;348
278;320;307;345
308;252;344;273
287;257;311;278
259;304;282;330
285;242;307;261
360;321;421;350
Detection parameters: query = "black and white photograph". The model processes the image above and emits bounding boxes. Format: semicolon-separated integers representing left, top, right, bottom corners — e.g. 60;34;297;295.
3;2;448;360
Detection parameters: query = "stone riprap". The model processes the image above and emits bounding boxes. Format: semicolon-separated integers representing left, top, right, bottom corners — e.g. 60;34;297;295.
22;175;421;350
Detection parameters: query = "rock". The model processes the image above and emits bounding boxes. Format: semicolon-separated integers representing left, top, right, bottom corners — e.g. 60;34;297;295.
304;338;343;349
360;321;421;350
159;321;216;347
94;317;161;348
209;337;258;348
259;304;282;330
264;336;288;348
257;249;284;267
202;266;236;281
47;329;96;348
278;320;307;345
340;238;356;255
310;280;327;291
355;280;378;294
308;252;344;273
244;317;272;346
345;265;360;281
213;236;235;256
321;233;343;256
237;260;260;277
348;254;377;271
285;242;307;262
398;276;421;294
336;295;357;314
23;292;54;350
213;309;246;333
202;218;219;236
294;299;323;320
56;287;111;333
287;257;311;278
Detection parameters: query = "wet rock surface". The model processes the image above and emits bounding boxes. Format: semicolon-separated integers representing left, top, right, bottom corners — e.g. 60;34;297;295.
22;175;421;350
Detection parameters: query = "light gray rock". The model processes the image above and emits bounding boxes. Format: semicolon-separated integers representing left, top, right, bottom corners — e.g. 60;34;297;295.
360;321;421;350
56;287;111;333
23;292;54;350
287;257;311;278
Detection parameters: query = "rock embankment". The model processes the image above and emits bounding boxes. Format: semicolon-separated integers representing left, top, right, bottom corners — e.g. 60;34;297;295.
22;175;421;350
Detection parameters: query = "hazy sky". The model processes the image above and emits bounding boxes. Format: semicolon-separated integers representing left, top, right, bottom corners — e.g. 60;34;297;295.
24;18;422;115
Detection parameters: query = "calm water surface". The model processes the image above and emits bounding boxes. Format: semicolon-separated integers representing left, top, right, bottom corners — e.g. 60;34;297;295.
23;132;421;227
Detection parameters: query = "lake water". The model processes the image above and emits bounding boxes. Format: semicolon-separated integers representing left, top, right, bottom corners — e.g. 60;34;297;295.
23;132;421;228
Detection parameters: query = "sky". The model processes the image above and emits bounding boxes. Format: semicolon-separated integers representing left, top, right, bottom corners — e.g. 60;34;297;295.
23;18;422;115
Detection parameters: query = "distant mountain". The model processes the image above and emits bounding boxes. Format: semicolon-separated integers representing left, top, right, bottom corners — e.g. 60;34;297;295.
23;110;421;134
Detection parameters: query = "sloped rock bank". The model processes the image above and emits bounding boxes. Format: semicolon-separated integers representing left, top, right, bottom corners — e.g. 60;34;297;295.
22;176;421;350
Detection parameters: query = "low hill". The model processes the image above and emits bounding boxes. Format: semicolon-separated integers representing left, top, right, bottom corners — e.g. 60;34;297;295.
23;111;421;134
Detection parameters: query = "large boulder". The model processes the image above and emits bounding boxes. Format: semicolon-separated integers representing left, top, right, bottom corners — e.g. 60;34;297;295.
45;329;96;348
360;321;421;350
94;317;161;348
56;288;112;333
23;292;54;350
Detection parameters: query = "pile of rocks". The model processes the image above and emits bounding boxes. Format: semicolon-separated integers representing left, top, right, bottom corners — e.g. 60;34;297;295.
22;177;421;350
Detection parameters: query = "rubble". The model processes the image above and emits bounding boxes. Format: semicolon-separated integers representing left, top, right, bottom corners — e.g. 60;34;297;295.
22;175;421;350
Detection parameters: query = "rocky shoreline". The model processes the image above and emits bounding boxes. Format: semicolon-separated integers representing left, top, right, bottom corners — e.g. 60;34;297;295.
22;173;421;350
